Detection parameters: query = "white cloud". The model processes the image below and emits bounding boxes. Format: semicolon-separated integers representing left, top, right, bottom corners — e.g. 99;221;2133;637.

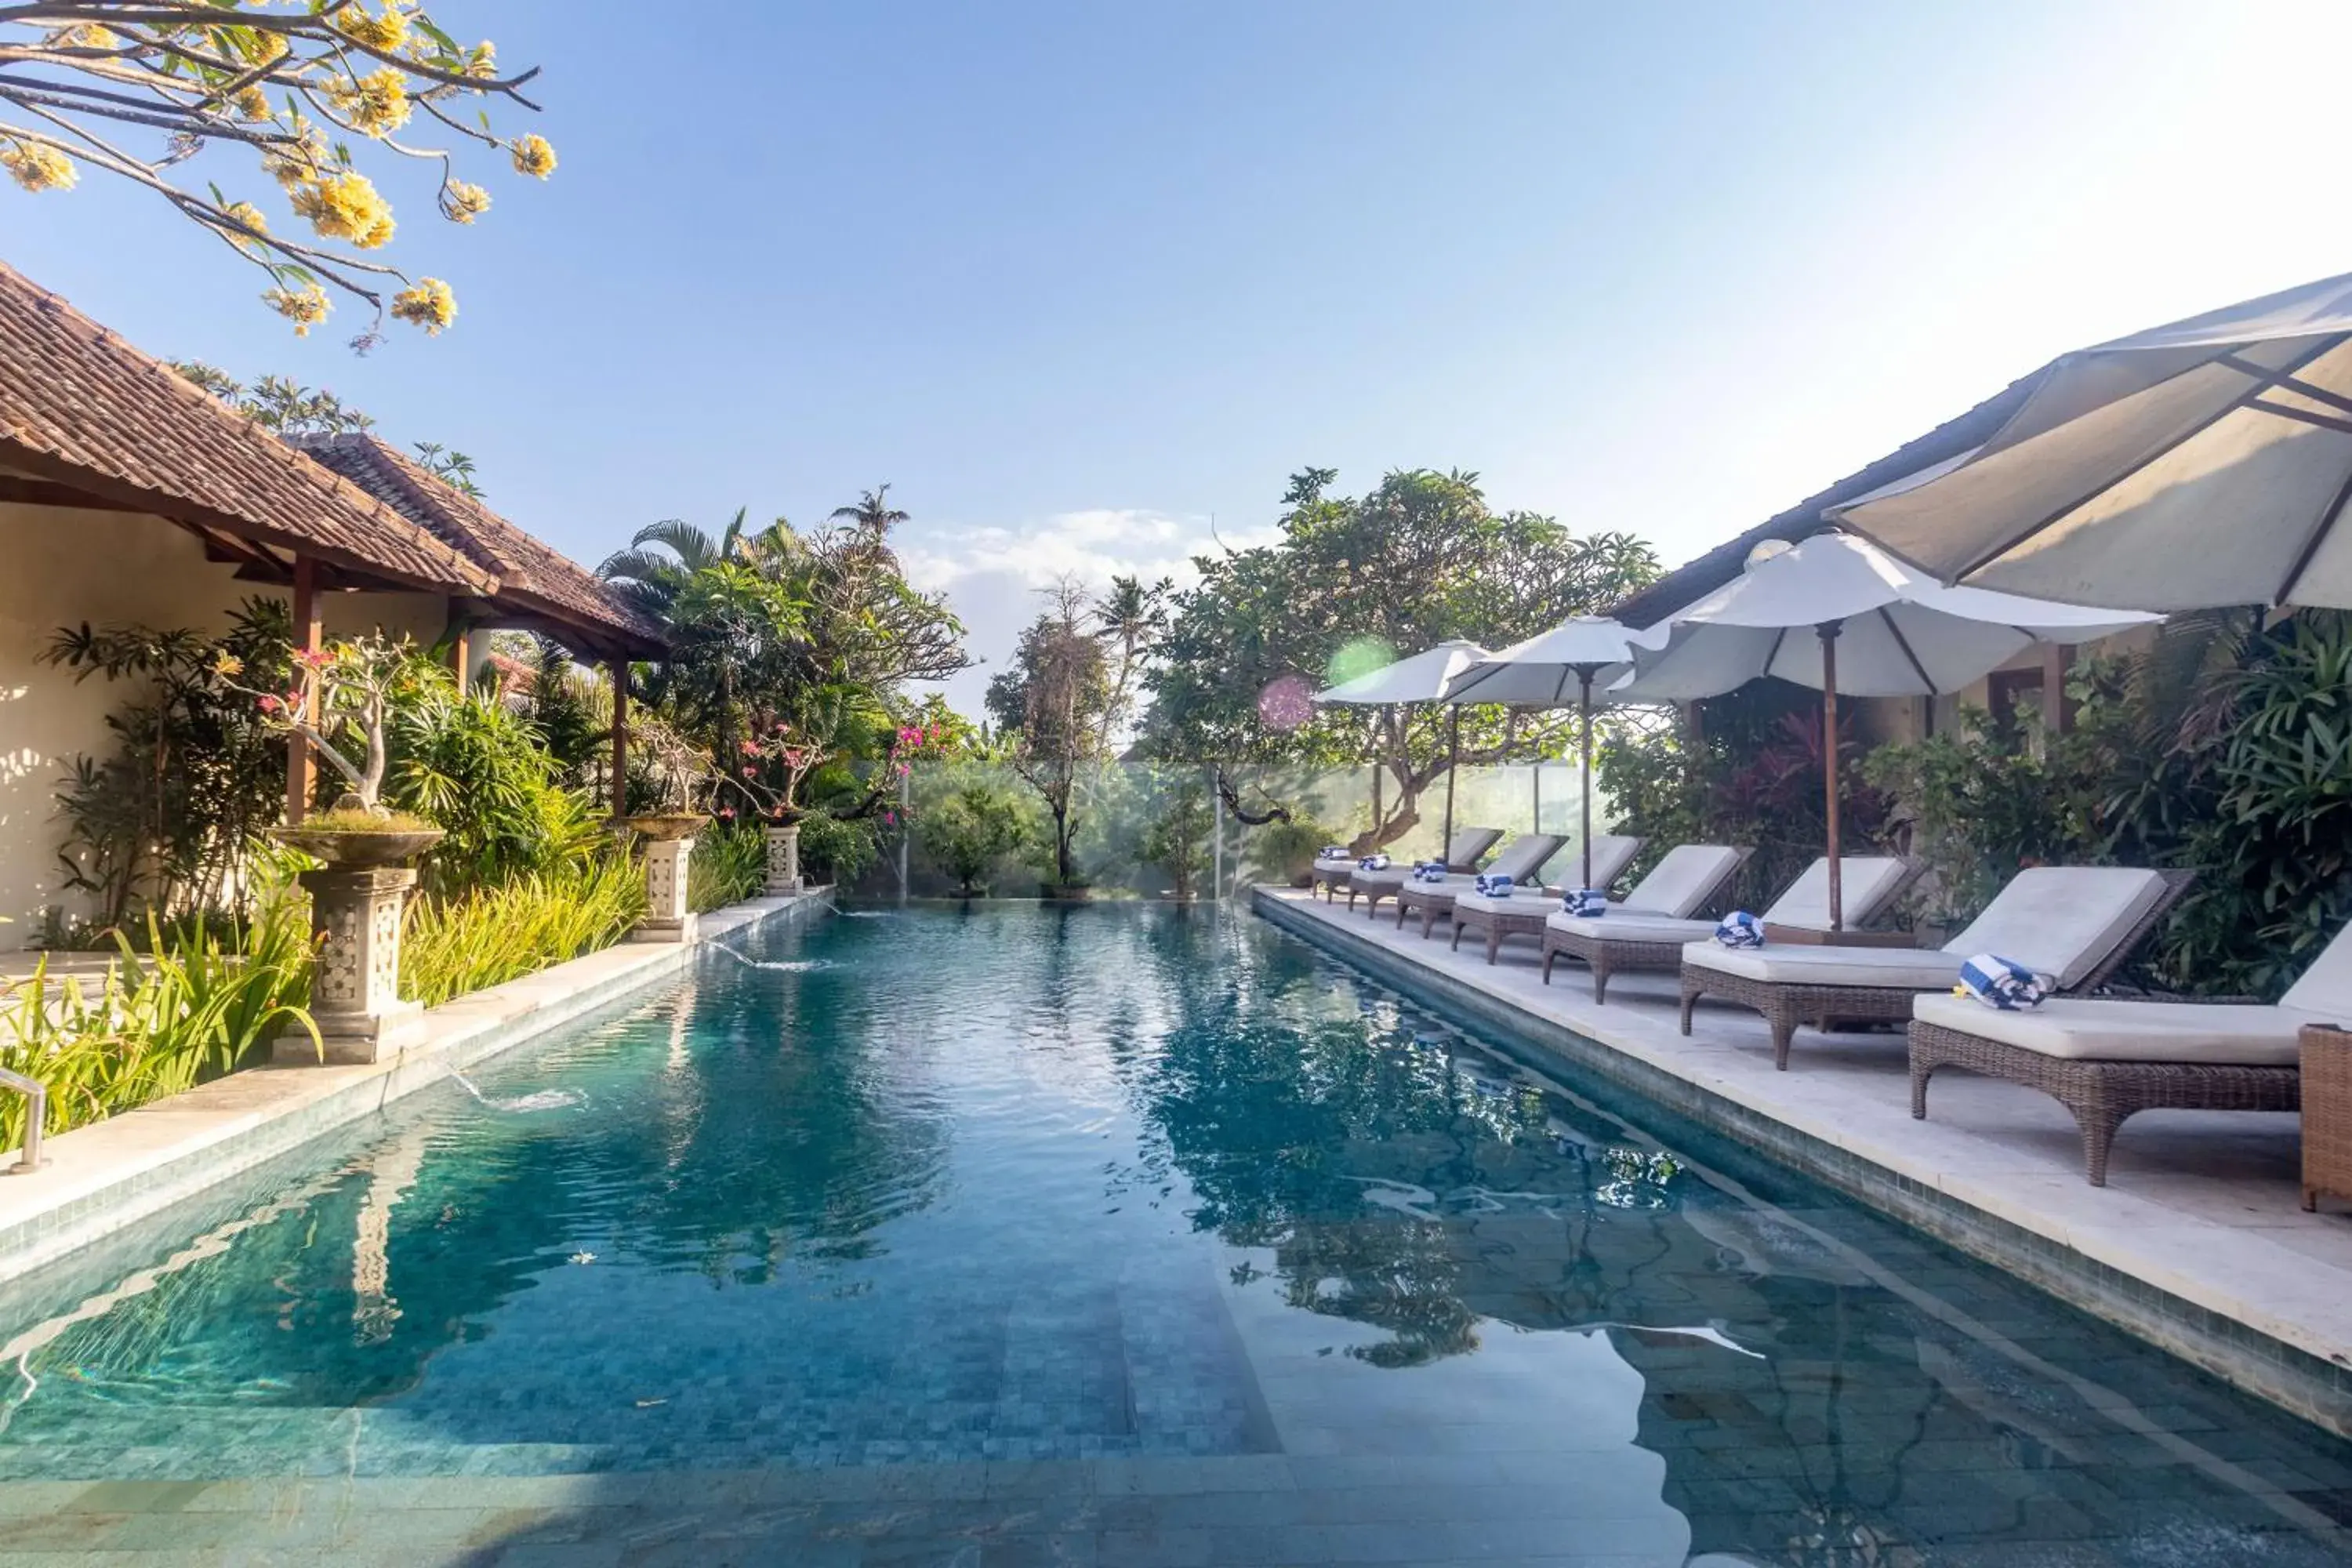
904;507;1277;717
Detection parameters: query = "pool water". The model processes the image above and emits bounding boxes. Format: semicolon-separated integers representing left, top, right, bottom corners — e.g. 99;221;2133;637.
0;902;2346;1565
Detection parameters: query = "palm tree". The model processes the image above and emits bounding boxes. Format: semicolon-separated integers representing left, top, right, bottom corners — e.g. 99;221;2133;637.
1093;574;1171;748
596;508;757;619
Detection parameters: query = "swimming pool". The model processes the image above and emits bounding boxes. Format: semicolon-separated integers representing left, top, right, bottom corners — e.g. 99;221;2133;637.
0;902;2344;1565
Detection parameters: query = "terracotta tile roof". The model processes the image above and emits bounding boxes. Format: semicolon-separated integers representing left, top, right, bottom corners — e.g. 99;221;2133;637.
292;433;666;657
0;261;493;595
1606;371;2049;629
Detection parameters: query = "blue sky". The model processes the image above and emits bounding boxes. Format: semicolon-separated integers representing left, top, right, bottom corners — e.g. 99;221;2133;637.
11;1;2352;712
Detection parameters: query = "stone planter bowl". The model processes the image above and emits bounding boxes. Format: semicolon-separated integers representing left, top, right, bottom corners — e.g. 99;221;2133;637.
621;812;710;841
268;825;445;869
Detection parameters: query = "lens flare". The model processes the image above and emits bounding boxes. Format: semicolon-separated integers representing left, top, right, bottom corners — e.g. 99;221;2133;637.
1324;637;1396;689
1258;675;1315;731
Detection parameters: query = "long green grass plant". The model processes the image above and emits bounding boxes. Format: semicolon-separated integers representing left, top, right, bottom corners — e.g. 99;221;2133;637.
400;855;648;1007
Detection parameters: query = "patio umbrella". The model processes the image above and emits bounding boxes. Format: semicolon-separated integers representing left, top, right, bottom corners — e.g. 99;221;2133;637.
1612;533;2157;927
1831;268;2352;610
1314;640;1490;850
1441;617;1658;891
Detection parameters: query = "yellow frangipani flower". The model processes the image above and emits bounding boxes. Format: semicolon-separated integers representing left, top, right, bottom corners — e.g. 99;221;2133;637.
49;23;116;49
1;140;76;194
263;281;331;336
233;85;273;122
289;170;394;248
249;28;289;66
336;5;409;53
220;200;270;252
390;278;456;335
329;68;411;136
439;180;490;223
261;122;328;189
510;133;556;180
463;42;497;79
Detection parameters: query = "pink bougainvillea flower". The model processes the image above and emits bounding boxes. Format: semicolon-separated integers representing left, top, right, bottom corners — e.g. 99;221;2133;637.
740;764;757;779
718;807;735;819
884;811;898;826
739;740;760;757
258;694;281;714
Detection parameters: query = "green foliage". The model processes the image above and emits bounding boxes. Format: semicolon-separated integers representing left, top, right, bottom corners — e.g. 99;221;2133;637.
0;891;317;1150
988;582;1120;887
388;668;603;892
688;823;769;913
400;857;648;1008
300;806;439;834
40;600;294;927
917;778;1033;895
515;636;612;794
796;810;885;888
1139;777;1214;900
1248;818;1341;889
1138;466;1660;849
1860;612;2352;996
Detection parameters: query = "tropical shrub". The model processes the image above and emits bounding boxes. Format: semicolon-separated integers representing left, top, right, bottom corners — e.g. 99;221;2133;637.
390;670;604;892
1247;818;1340;888
399;857;648;1007
1139;778;1214;900
688;823;769;913
41;601;294;928
919;779;1031;895
797;809;886;888
0;898;317;1150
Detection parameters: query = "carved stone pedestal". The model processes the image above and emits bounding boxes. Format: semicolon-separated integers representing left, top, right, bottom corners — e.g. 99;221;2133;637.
630;834;699;943
278;866;422;1065
764;824;803;895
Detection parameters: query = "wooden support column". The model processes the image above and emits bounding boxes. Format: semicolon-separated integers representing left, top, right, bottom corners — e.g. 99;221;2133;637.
608;657;630;817
2041;643;2074;736
448;630;470;688
284;554;321;824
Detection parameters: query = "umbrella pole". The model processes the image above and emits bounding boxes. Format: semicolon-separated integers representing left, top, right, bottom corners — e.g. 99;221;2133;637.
1578;669;1595;890
1371;707;1385;845
1443;706;1460;853
1819;622;1844;931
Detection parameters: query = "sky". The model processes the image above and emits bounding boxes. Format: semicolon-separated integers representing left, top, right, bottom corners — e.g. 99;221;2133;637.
10;0;2352;714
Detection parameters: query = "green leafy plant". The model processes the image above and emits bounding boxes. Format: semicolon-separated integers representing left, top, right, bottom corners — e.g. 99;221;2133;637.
918;779;1031;896
399;856;648;1007
389;670;602;891
1139;778;1214;900
1247;818;1341;889
796;809;884;888
0;895;317;1151
688;823;769;913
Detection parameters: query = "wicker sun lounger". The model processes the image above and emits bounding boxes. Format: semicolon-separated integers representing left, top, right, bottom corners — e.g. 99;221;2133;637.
1909;914;2352;1187
1345;826;1504;916
1446;835;1645;964
1683;866;2193;1070
1393;833;1568;938
1541;855;1916;1004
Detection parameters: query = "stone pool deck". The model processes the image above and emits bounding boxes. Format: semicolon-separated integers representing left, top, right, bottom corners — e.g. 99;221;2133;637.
0;890;829;1287
1254;885;2352;1439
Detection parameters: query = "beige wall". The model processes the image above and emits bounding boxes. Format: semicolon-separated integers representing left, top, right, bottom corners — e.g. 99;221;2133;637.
0;501;451;948
1851;623;2165;749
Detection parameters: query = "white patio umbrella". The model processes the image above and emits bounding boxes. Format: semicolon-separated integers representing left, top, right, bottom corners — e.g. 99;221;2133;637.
1831;268;2352;610
1314;640;1490;851
1613;533;2158;927
1441;617;1660;891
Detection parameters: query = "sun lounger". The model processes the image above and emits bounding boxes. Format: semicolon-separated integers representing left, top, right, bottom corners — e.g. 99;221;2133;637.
1909;913;2351;1186
1448;836;1648;964
1541;856;1918;1004
1394;833;1569;937
1681;866;2191;1070
1344;826;1505;915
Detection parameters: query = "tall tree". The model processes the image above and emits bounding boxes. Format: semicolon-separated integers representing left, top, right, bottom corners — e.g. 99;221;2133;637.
1138;466;1661;847
2;3;553;341
987;579;1118;891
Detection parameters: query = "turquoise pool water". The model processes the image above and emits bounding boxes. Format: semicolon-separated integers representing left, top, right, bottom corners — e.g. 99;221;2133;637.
0;903;2346;1565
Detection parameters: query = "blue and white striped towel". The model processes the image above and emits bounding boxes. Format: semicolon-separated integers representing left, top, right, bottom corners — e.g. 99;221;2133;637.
1317;845;1352;861
1714;911;1765;948
1562;887;1607;918
1412;860;1449;884
1357;854;1391;873
1473;873;1515;898
1956;954;2051;1011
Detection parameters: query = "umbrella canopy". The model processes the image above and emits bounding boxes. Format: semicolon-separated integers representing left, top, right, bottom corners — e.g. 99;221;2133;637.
1831;269;2352;610
1443;618;1660;889
1312;640;1490;852
1614;532;2157;927
1613;534;2158;702
1312;639;1490;705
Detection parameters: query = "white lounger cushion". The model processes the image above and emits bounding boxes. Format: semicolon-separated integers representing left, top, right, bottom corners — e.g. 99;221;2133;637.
1762;857;1911;930
1546;912;1721;944
1554;835;1643;894
1619;845;1744;919
1686;866;2171;989
2281;919;2352;1018
1943;867;2168;989
1442;827;1504;868
1911;993;2311;1065
1687;944;1967;987
1348;865;1414;891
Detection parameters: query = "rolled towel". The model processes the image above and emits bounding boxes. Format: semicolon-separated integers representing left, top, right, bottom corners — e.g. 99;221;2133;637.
1317;845;1352;862
1412;859;1448;884
1356;854;1391;872
1714;911;1764;949
1956;954;2052;1011
1562;887;1607;918
1473;872;1515;898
